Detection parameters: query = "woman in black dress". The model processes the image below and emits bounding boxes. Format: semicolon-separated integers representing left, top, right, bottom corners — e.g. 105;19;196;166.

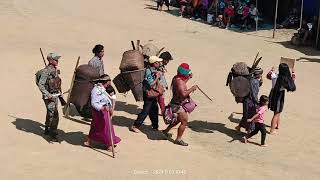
267;63;296;134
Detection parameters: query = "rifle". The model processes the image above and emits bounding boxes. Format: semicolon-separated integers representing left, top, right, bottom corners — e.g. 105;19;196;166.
40;48;66;106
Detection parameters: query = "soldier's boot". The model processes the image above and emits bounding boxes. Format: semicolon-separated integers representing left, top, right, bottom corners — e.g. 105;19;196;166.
44;126;50;135
49;131;59;142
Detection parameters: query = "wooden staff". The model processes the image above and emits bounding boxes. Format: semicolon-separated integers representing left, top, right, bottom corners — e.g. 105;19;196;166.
65;56;80;117
106;110;115;158
136;40;140;51
131;41;136;50
197;86;213;102
40;48;47;66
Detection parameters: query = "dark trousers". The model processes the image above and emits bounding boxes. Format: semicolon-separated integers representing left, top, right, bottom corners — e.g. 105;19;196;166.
157;0;170;9
239;97;256;131
44;99;59;132
247;122;267;145
133;94;159;129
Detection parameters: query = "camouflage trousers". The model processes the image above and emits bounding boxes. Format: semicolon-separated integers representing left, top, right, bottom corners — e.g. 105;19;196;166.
44;98;59;131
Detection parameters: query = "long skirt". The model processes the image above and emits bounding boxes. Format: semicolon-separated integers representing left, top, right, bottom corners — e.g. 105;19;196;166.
89;109;121;146
269;89;285;113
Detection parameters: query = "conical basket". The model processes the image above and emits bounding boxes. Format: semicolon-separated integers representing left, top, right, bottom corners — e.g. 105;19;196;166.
122;69;145;102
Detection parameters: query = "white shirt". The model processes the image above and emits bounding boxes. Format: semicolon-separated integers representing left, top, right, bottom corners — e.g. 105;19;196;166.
250;7;257;16
91;84;115;111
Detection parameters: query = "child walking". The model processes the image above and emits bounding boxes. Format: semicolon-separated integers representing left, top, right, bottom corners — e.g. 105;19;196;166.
243;95;269;147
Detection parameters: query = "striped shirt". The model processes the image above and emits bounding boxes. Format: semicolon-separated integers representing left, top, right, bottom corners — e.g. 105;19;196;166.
88;56;104;76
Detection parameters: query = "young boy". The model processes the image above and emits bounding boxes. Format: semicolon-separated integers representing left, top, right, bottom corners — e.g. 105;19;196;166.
243;95;269;147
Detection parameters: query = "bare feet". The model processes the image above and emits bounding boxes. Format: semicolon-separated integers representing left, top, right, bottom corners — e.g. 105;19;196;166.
235;126;241;132
261;144;268;147
130;126;140;133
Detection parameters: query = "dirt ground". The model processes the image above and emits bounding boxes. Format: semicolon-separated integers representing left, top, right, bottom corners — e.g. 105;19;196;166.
1;0;320;180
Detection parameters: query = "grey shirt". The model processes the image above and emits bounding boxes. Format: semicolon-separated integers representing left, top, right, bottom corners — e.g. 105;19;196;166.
88;56;104;76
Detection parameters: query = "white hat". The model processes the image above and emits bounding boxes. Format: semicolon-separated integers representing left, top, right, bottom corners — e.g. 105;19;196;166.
149;56;163;64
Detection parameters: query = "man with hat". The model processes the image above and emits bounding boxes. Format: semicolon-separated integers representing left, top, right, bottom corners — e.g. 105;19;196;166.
130;56;163;133
37;53;62;141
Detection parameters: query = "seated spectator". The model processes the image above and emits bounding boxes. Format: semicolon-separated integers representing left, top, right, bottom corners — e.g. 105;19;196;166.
278;8;299;29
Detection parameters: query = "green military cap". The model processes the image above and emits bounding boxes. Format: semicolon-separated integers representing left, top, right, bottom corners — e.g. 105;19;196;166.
47;53;61;61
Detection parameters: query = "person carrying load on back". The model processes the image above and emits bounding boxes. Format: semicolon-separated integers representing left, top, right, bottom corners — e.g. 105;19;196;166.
130;56;164;133
37;53;62;142
158;51;174;115
162;63;198;146
88;44;105;76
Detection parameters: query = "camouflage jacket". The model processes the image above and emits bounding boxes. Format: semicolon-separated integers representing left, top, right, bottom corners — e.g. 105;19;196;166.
38;64;62;99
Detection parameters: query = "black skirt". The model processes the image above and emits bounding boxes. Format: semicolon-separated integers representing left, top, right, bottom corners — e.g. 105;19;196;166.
269;89;285;113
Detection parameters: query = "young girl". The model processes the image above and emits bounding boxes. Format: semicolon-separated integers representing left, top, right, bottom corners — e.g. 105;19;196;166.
243;95;269;147
267;63;296;134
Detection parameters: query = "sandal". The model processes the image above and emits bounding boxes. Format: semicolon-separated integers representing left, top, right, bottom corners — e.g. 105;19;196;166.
174;139;189;146
162;130;173;139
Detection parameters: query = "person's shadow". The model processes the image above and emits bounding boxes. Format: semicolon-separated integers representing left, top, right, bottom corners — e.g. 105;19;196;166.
112;115;167;141
188;120;246;142
10;115;86;145
10;115;113;156
114;101;141;115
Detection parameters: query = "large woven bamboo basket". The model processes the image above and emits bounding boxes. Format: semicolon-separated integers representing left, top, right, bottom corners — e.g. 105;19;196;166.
119;50;144;72
70;65;100;110
113;73;131;93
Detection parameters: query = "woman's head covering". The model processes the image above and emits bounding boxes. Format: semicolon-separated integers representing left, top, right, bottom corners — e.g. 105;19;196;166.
177;63;192;80
93;74;111;83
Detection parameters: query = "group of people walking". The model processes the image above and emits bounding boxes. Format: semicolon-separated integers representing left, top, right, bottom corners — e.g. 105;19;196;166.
36;43;296;152
37;43;198;152
235;63;296;147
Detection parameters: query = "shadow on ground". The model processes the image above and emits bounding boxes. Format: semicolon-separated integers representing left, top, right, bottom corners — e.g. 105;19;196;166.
188;120;246;142
113;115;167;141
114;101;141;115
10;115;113;157
275;41;320;56
296;57;320;63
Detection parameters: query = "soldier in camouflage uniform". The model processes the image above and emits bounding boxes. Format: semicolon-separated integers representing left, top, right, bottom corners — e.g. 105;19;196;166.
38;53;62;141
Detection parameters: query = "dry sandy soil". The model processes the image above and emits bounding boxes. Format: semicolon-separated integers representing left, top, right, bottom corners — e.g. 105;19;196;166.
1;0;320;180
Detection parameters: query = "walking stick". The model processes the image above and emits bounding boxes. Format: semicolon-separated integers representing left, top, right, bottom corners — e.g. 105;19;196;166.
106;110;115;158
65;56;80;117
197;86;213;102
